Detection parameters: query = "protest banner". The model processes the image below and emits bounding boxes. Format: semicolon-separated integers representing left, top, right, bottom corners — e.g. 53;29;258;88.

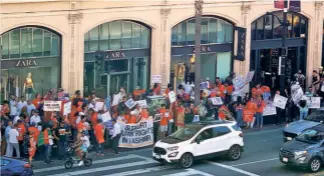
210;97;223;105
136;100;148;108
151;75;162;83
292;87;303;104
168;91;176;103
119;118;154;148
200;82;208;90
63;102;71;116
44;101;61;111
273;94;288;109
125;98;136;109
263;102;277;116
310;97;321;109
233;76;245;91
112;93;122;106
245;71;255;83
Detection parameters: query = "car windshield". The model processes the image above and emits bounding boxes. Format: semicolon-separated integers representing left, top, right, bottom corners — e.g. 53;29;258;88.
304;110;324;122
296;129;324;144
169;124;203;141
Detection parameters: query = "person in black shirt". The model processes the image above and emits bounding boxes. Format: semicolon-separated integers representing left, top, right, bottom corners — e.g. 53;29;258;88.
55;122;69;160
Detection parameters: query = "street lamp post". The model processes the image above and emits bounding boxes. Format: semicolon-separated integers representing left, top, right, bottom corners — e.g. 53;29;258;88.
194;0;203;106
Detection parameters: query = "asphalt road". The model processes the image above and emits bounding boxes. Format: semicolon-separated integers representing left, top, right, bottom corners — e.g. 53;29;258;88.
32;126;324;176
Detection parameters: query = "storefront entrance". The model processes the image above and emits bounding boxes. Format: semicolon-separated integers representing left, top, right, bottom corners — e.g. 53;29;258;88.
83;20;151;97
250;11;308;91
1;26;61;101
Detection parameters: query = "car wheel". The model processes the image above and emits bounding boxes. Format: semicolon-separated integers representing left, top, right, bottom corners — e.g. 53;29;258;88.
309;157;322;172
228;145;242;161
64;160;74;169
179;153;194;168
84;159;92;167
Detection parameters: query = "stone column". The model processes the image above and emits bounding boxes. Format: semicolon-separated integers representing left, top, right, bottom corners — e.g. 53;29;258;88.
314;1;323;67
160;7;171;90
67;2;83;94
239;3;251;77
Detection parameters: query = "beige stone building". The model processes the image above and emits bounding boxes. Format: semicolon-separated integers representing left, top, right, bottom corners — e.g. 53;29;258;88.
0;0;323;100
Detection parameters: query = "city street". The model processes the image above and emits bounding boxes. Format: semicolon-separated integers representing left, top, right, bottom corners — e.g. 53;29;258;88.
32;126;322;176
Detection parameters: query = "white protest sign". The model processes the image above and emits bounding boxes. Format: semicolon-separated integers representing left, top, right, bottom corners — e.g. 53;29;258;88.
310;97;321;109
95;102;104;111
112;93;122;106
63;102;71;116
263;102;277;116
168;91;177;103
125;98;136;109
233;76;245;91
151;75;162;83
210;97;223;105
200;82;208;90
245;71;255;83
119;118;154;148
44;101;61;112
136;100;148;108
100;111;111;123
273;94;288;109
292;88;303;104
192;115;200;122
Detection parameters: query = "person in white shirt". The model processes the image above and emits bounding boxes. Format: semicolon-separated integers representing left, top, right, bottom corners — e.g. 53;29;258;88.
8;124;20;158
30;110;41;130
111;119;121;155
10;101;18;119
17;96;27;115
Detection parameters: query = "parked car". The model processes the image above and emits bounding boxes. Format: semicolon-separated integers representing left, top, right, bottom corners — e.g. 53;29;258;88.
0;157;33;176
283;109;324;142
152;120;244;168
280;124;324;172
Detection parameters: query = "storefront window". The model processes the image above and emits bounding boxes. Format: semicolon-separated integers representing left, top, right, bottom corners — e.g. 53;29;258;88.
252;11;307;40
1;26;61;101
172;16;233;46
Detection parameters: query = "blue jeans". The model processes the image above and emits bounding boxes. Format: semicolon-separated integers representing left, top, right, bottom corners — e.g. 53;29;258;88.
300;111;308;120
96;143;103;154
44;144;52;163
236;110;243;127
255;112;263;128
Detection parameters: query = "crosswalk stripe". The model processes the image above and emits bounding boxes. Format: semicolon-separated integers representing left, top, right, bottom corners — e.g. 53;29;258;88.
34;154;138;173
162;168;215;176
102;166;171;176
205;161;259;176
47;160;155;176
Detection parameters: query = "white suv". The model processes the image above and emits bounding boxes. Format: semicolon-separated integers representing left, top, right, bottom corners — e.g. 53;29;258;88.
153;121;244;168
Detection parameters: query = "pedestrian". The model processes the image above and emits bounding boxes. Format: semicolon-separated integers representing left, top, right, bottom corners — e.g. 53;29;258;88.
299;99;308;120
30;110;41;130
26;100;36;117
312;70;320;94
159;104;171;139
28;133;36;165
8;124;20;158
235;102;244;127
111;119;121;155
16;120;26;157
294;70;306;90
255;95;266;128
43;125;53;164
5;121;13;156
94;119;105;156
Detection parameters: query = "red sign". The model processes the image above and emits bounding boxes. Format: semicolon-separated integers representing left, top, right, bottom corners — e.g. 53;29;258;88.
274;0;285;9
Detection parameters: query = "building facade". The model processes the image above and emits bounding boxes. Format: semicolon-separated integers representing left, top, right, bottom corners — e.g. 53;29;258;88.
0;0;323;100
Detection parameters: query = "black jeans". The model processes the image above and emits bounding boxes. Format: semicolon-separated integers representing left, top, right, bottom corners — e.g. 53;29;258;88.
112;134;121;154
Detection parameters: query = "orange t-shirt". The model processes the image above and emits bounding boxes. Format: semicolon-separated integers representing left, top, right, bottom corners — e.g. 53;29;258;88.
43;129;49;145
28;126;40;143
32;98;41;108
94;124;105;144
226;85;234;95
77;121;84;131
261;86;271;93
159;108;172;126
210;91;217;98
218;85;226;98
17;124;26;141
164;88;170;95
91;112;98;127
246;101;257;114
243;109;254;122
76;102;84;113
141;110;149;119
256;100;266;113
218;105;228;120
128;115;137;124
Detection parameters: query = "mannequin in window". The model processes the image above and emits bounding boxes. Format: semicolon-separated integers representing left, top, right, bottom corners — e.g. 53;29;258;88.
23;72;35;101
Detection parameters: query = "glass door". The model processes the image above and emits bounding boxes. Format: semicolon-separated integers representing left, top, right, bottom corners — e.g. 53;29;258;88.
107;73;129;96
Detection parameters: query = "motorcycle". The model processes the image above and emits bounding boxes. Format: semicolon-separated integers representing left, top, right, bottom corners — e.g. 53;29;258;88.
64;144;92;169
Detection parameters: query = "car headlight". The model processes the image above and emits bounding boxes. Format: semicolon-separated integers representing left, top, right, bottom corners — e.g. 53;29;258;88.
167;146;179;151
294;151;307;156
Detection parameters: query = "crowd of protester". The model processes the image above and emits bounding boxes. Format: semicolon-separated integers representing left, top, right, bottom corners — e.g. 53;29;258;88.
1;68;324;165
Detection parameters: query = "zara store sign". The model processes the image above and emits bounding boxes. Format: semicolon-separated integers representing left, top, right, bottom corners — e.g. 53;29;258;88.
15;59;37;67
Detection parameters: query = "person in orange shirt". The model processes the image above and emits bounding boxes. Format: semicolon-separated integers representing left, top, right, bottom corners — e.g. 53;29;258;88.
32;93;41;109
218;105;231;120
140;108;150;119
133;86;146;101
94;119;105;156
16;120;26;157
89;108;98;128
255;96;266;128
28;133;36;165
243;107;254;128
245;99;257;128
42;126;52;164
164;84;172;95
28;123;40;144
77;115;86;134
159;104;172;138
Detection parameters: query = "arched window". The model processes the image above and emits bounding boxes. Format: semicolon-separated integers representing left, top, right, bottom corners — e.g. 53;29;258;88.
84;20;150;52
172;17;233;46
1;27;60;59
251;11;307;41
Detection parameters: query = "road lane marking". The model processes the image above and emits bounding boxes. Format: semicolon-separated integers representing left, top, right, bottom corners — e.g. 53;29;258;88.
103;166;171;176
162;168;214;176
231;158;278;167
34;154;142;173
206;161;260;176
47;160;155;176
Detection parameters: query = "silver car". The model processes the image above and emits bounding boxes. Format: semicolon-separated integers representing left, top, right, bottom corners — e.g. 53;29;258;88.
283;109;324;142
280;125;324;172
